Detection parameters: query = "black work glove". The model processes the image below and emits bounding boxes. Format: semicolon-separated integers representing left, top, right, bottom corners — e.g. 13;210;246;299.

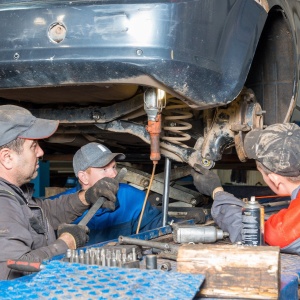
85;177;119;210
191;164;222;197
57;223;90;248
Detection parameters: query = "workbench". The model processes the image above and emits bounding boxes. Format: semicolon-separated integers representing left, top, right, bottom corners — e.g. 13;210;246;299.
0;225;299;300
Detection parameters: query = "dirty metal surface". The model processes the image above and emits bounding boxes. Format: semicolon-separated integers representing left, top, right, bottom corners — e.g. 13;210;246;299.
118;165;199;205
279;253;300;300
0;260;204;300
280;253;300;275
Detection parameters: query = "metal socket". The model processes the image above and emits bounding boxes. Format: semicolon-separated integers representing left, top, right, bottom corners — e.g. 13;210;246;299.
146;254;157;269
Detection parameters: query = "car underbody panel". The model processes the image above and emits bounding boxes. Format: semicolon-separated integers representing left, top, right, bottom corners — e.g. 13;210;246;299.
0;0;298;169
0;0;266;107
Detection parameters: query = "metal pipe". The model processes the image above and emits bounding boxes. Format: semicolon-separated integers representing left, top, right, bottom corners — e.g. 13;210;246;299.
162;157;171;226
118;236;179;254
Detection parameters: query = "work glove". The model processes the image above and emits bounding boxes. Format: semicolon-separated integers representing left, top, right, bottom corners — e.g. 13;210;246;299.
57;223;89;248
191;164;222;197
85;177;119;210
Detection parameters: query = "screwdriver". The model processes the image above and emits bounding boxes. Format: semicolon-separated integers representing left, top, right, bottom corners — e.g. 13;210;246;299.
7;259;45;272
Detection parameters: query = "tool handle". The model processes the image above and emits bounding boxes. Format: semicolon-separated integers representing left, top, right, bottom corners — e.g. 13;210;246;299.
78;197;105;226
7;259;42;272
78;167;127;227
114;167;127;183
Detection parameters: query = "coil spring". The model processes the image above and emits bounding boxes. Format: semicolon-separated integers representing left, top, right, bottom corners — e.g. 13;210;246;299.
162;98;193;147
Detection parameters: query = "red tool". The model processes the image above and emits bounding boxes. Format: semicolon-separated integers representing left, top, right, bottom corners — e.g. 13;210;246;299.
146;113;162;164
7;259;45;272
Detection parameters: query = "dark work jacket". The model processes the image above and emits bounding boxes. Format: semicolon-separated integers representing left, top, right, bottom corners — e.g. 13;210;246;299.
0;178;88;280
211;191;245;243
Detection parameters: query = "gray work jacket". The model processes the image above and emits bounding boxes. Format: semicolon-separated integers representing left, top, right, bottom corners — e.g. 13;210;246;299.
212;190;300;255
211;191;245;243
0;178;88;280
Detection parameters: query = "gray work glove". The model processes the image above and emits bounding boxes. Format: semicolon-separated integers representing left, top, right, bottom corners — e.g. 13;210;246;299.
85;177;119;210
57;223;89;248
191;165;222;197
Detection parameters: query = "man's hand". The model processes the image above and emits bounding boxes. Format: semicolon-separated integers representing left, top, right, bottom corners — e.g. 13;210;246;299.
191;164;222;197
85;177;119;210
57;223;89;249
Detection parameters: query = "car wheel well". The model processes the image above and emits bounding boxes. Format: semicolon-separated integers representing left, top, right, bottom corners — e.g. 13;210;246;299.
245;6;297;125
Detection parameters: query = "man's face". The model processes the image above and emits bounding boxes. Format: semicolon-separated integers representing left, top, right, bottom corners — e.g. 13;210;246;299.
86;160;117;188
13;139;44;186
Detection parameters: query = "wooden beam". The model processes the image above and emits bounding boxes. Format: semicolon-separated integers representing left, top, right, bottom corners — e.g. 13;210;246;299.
177;244;280;299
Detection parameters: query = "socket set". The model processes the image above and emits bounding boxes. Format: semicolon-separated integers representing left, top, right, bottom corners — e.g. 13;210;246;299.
63;245;142;269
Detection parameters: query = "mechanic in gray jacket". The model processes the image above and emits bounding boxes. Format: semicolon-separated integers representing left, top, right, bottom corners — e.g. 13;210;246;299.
0;105;119;280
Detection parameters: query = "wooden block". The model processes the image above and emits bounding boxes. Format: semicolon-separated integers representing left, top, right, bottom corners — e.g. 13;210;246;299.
177;244;280;299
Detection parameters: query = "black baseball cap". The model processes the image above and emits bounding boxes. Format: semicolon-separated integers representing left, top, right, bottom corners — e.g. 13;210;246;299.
244;123;300;176
0;105;59;146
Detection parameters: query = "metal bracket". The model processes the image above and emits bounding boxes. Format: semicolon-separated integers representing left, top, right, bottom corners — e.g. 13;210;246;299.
30;94;144;124
117;165;202;206
201;88;264;162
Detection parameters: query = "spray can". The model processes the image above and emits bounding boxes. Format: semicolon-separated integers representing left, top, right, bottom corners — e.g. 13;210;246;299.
241;196;264;246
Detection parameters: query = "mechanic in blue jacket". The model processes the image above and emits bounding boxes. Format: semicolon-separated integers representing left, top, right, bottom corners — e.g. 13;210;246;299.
51;142;168;245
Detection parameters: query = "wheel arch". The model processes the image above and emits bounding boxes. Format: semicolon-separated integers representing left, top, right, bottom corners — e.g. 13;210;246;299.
245;2;299;125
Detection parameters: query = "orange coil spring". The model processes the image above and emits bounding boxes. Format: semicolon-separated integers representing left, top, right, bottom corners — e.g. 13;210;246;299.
162;98;193;147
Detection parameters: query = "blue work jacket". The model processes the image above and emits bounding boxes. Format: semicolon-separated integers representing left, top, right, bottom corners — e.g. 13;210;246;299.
50;183;164;245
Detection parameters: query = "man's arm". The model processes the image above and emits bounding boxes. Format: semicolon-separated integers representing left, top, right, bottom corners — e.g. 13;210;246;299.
191;167;245;243
36;192;89;229
265;195;300;248
212;191;245;242
37;177;120;229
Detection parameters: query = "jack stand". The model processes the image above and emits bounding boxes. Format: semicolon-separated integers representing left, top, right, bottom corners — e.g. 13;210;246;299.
162;157;171;226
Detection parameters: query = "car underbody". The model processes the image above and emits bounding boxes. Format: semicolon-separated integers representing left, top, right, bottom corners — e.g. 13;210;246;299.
0;0;299;172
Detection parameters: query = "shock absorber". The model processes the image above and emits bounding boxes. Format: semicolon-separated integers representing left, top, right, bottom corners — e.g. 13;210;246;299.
162;98;193;147
144;88;166;164
137;88;165;234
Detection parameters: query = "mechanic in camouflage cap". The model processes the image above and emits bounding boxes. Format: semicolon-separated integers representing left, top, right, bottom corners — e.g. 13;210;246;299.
192;123;300;254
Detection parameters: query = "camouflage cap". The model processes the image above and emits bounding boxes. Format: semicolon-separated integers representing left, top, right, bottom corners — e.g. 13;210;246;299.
244;123;300;176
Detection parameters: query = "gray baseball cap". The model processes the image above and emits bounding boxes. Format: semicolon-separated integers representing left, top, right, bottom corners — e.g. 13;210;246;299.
244;123;300;176
0;105;59;147
73;142;125;176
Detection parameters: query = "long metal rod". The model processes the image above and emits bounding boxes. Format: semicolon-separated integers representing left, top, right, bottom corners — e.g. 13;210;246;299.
162;157;171;226
118;236;179;254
